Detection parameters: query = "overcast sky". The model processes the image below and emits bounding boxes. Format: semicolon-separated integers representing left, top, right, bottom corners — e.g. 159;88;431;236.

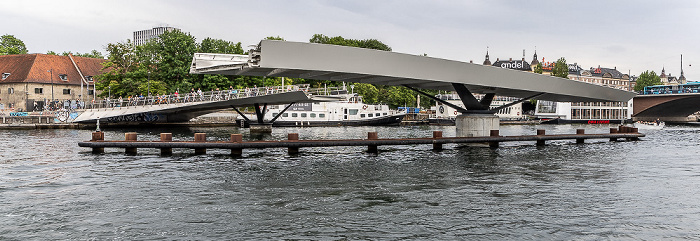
1;0;698;79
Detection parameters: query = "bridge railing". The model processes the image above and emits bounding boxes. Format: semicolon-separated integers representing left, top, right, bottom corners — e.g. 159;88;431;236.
82;85;348;110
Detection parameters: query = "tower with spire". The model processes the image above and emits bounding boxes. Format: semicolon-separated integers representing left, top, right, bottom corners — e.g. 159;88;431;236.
482;47;491;65
530;47;539;70
679;54;687;84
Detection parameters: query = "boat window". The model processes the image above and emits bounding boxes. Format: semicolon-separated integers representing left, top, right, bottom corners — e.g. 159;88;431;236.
384;113;387;116
301;113;307;117
283;113;288;117
348;109;358;115
272;113;278;117
360;114;365;118
310;113;316;117
292;113;298;117
368;113;373;117
319;113;325;118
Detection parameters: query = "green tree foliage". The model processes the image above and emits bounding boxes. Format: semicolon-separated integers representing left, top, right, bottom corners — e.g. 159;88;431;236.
634;70;662;92
96;29;255;97
309;34;391;51
0;34;28;55
307;34;430;107
352;83;379;103
551;57;568;78
534;62;543;74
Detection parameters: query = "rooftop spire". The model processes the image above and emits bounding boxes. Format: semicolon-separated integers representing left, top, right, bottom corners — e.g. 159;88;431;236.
483;46;491;65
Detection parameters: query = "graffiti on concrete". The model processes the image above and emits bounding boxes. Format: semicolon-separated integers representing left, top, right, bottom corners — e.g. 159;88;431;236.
106;113;167;123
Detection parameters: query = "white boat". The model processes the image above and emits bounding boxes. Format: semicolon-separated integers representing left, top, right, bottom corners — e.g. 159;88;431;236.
238;90;405;127
633;121;665;130
536;100;633;124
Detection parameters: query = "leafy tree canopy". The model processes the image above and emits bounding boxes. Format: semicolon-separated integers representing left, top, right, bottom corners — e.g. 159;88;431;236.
309;34;391;51
0;34;28;55
551;57;568;78
634;70;662;92
47;50;104;58
534;62;543;74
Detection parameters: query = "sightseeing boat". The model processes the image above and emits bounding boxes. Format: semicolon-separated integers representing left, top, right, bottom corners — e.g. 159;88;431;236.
535;100;633;124
238;90;405;127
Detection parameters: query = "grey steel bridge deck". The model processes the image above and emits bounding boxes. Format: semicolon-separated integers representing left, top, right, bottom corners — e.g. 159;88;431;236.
190;40;636;104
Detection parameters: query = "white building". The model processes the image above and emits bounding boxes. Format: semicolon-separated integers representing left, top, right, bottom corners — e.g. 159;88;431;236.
133;26;180;45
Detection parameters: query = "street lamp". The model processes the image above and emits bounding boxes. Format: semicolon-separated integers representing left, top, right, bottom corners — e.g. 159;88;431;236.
47;69;54;108
147;71;150;97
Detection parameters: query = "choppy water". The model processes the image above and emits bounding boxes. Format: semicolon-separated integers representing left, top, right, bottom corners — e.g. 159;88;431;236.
1;124;700;240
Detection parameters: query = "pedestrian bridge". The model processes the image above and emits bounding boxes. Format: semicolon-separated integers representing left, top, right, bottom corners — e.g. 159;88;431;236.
72;87;340;123
191;40;635;104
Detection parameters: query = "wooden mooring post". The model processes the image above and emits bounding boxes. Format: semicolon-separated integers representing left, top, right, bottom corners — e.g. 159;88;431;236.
288;133;299;155
433;131;443;151
125;132;138;155
194;133;207;155
160;133;173;155
536;129;546;146
231;134;243;157
489;130;500;148
91;131;104;154
367;132;378;153
576;129;585;144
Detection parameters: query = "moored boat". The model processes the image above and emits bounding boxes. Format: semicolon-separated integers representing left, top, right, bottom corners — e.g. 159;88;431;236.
633;121;665;130
238;90;405;127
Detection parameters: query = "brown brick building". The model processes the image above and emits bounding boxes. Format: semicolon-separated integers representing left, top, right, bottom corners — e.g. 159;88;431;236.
0;54;105;111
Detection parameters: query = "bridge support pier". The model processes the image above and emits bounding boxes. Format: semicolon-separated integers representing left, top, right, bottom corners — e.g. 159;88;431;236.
455;114;499;137
249;123;272;133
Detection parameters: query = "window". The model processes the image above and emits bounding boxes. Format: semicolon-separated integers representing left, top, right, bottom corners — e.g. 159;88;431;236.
292;113;298;117
8;88;14;94
63;89;71;95
319;113;325;118
383;113;387;116
360;114;366;118
88;89;94;95
59;74;68;81
35;88;43;94
1;73;9;80
368;113;373;117
348;109;359;115
301;113;307;117
85;76;93;82
310;113;316;118
282;113;288;117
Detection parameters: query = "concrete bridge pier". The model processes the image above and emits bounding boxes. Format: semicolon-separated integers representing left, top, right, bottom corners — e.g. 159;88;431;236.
249;123;273;133
455;114;499;137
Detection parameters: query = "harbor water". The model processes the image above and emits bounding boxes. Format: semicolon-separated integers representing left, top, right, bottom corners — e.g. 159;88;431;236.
1;124;700;240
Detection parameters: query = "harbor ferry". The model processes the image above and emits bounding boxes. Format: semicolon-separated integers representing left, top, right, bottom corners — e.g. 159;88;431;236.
238;90;405;127
535;100;632;124
428;93;524;125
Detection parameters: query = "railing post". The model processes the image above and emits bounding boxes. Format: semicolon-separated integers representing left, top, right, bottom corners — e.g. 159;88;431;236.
194;133;206;155
91;131;104;154
576;129;585;144
432;131;443;151
367;132;378;154
160;133;172;156
489;130;499;148
288;133;299;155
125;132;138;155
230;134;243;157
536;129;546;146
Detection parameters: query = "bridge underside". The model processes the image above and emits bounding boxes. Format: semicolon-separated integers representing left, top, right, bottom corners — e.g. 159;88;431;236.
72;91;317;123
633;94;700;122
191;40;635;104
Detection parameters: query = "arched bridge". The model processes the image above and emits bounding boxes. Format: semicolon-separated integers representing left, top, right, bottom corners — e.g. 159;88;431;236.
633;93;700;122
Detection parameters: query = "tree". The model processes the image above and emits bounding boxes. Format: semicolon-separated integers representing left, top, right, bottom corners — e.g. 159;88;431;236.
634;70;662;92
352;83;379;103
551;57;568;78
0;34;28;55
309;34;391;51
534;62;543;74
